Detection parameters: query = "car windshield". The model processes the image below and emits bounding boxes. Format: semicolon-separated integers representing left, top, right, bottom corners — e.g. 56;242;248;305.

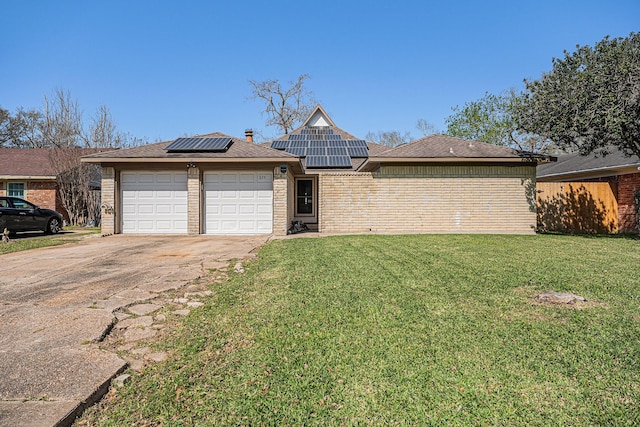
11;199;36;209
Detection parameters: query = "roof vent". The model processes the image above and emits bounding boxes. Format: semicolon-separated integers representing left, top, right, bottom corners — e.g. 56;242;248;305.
449;147;455;155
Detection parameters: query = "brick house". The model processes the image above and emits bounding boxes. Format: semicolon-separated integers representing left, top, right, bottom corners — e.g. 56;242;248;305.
0;148;66;216
537;148;640;233
83;105;550;236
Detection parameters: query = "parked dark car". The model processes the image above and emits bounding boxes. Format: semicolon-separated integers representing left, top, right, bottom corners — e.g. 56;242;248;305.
0;197;64;235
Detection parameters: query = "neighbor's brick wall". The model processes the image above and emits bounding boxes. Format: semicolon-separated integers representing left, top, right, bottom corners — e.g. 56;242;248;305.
187;166;201;235
273;166;292;236
25;181;57;211
318;165;537;234
100;167;116;235
617;172;640;233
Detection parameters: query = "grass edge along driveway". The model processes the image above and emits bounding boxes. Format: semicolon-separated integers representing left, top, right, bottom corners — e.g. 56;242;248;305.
80;234;640;426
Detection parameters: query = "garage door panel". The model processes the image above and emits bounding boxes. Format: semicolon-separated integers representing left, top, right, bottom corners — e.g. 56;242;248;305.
257;205;272;214
221;204;238;214
239;204;255;214
257;221;272;231
204;171;273;235
121;171;188;234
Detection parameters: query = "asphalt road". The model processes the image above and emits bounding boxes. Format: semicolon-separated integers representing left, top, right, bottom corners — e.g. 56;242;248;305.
0;234;267;427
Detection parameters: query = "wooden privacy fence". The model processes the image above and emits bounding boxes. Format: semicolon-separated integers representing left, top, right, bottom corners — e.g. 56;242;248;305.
536;182;618;233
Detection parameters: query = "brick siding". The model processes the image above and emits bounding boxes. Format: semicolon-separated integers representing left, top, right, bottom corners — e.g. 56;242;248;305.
273;166;292;236
187;167;201;235
100;167;116;235
318;165;537;234
618;172;640;233
25;181;57;210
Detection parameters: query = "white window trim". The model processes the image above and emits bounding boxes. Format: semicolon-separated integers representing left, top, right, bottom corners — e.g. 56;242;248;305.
7;182;25;198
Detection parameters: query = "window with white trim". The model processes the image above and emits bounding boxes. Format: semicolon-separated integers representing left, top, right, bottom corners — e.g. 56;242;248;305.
8;182;25;198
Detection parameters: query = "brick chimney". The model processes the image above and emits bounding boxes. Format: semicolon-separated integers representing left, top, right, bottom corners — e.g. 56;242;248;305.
245;129;254;143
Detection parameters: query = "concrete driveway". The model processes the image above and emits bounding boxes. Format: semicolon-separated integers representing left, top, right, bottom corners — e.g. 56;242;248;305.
0;234;268;427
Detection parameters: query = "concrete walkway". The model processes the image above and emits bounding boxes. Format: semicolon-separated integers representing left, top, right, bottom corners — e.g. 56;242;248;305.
0;234;267;427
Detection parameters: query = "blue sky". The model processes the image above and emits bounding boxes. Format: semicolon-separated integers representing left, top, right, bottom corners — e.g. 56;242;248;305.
1;1;638;143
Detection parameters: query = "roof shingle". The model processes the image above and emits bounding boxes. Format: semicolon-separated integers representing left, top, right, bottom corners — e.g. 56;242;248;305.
375;135;524;158
0;148;57;177
537;147;640;178
83;132;298;161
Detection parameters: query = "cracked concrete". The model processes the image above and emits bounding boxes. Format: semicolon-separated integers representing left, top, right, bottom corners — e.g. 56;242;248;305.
0;234;266;427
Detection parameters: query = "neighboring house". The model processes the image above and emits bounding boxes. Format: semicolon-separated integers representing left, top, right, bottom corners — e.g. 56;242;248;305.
0;148;66;216
537;149;640;233
83;105;550;236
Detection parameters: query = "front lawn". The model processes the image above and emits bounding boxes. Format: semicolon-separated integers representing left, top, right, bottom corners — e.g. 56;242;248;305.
0;229;98;255
81;234;640;426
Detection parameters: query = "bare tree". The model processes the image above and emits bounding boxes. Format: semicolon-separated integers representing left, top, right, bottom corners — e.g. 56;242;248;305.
365;130;413;147
10;108;44;147
416;119;438;136
0;107;9;147
48;147;101;226
88;104;127;148
0;107;44;147
4;89;142;225
248;74;316;135
40;92;117;225
40;88;83;148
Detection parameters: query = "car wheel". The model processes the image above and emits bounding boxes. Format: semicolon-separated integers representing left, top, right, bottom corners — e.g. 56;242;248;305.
46;217;61;234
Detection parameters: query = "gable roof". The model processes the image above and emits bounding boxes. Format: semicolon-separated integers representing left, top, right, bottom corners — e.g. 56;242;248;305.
302;104;336;127
83;132;298;164
273;110;361;142
378;135;528;158
537;147;640;180
0;148;57;179
358;135;551;171
267;105;368;172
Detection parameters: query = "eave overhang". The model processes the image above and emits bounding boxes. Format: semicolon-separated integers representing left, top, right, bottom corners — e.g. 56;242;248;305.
0;175;57;180
81;157;299;164
537;163;640;182
358;156;548;172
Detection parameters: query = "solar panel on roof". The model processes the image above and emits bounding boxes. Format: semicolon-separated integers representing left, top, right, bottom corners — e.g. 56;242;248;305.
287;147;307;157
345;139;368;148
327;147;348;156
165;137;233;152
305;156;327;168
347;146;369;157
307;147;326;156
306;155;353;168
271;140;289;149
328;140;347;148
328;155;352;167
290;140;310;148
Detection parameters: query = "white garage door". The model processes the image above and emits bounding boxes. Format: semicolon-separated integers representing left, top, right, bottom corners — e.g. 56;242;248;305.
121;171;188;234
204;171;273;235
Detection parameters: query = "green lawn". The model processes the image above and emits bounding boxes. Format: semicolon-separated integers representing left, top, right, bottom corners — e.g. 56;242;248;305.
81;234;640;426
0;229;98;255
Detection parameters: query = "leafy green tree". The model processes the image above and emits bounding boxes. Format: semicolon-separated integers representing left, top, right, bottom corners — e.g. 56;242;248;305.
445;90;551;153
516;32;640;158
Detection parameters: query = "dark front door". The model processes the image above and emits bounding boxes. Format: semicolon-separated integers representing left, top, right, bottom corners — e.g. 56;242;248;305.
296;179;314;216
